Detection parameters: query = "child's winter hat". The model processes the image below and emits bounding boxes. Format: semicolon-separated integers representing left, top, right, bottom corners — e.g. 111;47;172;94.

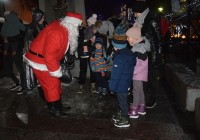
112;24;127;49
94;37;104;46
112;39;127;49
126;23;142;39
113;23;128;41
87;14;97;25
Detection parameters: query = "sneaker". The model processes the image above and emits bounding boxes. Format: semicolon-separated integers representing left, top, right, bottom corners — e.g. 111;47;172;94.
146;100;156;109
102;88;107;96
91;87;97;93
114;116;130;128
10;83;21;90
77;85;83;94
137;104;146;115
77;88;83;94
80;52;89;58
17;87;24;95
96;87;102;94
128;106;139;119
112;111;122;123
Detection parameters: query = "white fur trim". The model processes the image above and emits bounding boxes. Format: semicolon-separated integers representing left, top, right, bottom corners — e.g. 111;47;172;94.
64;16;82;26
23;55;48;71
49;66;62;78
23;55;62;78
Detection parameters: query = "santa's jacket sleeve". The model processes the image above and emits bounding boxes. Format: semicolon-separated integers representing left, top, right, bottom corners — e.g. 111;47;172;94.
43;31;63;78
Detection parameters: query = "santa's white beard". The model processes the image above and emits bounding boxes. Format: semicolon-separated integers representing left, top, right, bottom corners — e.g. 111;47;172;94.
60;20;79;54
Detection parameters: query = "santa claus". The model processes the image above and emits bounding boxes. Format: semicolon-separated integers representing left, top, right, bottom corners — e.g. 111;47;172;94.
24;12;82;117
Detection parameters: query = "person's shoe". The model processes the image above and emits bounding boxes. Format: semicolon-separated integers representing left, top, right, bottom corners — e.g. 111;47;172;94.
48;102;68;117
10;83;21;90
16;87;24;95
91;83;97;93
146;99;156;109
61;105;72;112
137;104;146;115
111;111;122;123
128;106;139;119
77;85;83;94
114;116;130;128
49;107;68;117
102;88;107;96
96;87;102;94
80;52;89;58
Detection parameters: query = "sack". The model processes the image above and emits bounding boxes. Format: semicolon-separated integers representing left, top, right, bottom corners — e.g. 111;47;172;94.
24;63;38;89
59;63;72;84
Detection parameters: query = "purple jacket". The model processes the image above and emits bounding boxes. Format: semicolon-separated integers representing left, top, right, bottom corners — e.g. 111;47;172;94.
133;57;148;82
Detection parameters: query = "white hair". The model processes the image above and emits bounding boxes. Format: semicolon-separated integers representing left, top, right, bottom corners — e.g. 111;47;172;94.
60;18;79;54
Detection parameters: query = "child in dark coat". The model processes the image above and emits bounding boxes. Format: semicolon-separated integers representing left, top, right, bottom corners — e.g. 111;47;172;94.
110;36;136;128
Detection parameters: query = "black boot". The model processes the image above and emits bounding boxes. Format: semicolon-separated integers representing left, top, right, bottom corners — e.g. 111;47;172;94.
54;100;71;112
47;101;68;117
38;86;45;101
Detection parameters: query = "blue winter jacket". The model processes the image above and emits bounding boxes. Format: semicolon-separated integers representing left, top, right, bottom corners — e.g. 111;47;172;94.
109;48;136;93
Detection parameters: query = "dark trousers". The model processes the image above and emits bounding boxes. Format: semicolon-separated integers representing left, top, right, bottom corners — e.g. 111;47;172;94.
95;72;107;88
79;58;95;85
14;42;26;89
116;92;128;116
3;55;19;85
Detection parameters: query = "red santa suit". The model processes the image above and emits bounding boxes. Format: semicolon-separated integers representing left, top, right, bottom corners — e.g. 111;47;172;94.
24;13;82;102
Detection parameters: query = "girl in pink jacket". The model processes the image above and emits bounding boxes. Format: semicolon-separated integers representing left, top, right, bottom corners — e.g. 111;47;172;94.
126;23;150;119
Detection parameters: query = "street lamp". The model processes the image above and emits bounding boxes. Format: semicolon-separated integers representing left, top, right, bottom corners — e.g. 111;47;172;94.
158;7;164;13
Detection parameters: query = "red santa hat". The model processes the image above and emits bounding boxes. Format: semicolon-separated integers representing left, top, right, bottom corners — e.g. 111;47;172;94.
65;12;82;25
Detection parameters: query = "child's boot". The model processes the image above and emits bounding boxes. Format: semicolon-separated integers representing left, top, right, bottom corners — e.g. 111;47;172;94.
102;88;107;95
91;83;97;93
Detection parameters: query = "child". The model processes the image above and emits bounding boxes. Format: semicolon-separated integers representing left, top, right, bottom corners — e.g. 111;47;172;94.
126;23;150;118
110;36;136;128
90;37;108;95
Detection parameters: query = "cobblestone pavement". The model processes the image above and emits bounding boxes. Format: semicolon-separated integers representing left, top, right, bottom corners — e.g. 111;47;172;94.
0;68;198;140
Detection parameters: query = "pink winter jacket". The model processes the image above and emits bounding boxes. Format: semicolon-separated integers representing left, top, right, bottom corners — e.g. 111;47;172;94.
133;57;148;82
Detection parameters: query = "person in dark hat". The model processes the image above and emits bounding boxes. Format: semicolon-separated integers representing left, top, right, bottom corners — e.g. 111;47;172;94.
23;8;48;96
110;34;136;128
131;1;162;109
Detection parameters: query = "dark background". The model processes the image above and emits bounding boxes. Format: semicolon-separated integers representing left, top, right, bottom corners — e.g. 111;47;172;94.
85;0;171;19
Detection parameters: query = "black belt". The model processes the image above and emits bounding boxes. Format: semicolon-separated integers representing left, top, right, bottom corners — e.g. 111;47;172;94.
29;50;44;58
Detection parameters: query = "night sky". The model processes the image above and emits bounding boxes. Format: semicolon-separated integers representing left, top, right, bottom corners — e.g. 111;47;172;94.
85;0;171;20
85;0;135;20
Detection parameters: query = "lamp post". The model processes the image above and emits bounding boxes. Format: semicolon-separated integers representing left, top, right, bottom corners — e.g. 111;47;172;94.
158;7;164;13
